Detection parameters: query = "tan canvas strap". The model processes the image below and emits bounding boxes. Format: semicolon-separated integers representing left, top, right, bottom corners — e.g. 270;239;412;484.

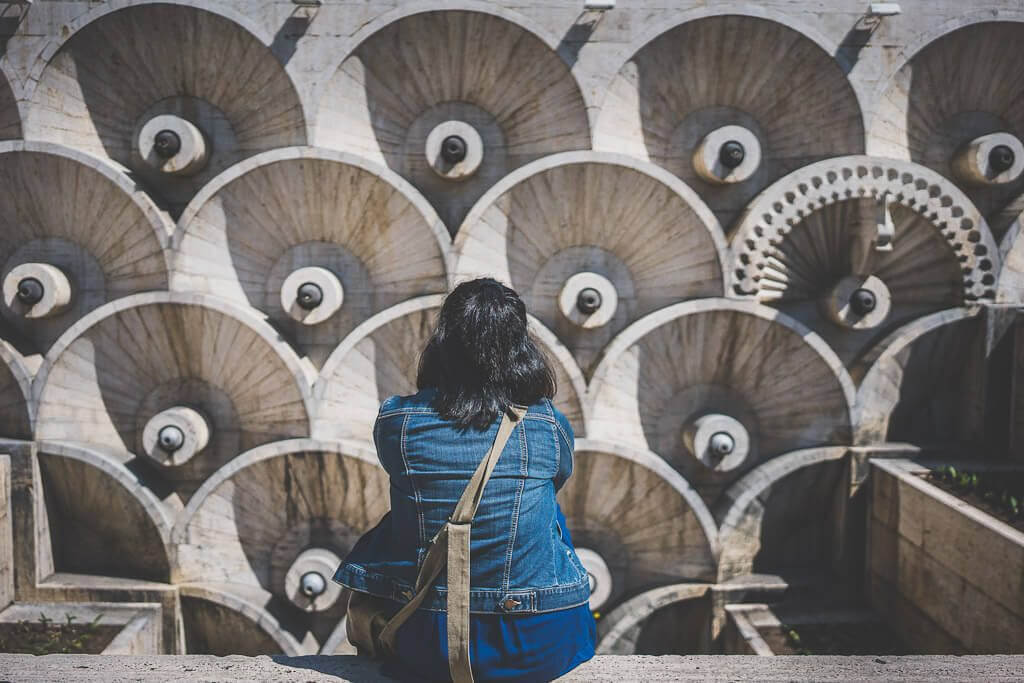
378;406;526;682
446;521;473;681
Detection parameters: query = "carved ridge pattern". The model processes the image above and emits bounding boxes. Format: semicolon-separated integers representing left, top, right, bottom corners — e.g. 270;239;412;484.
3;1;1022;657
731;156;1000;301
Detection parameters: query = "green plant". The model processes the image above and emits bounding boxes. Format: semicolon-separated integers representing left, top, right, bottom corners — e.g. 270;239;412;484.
0;612;106;655
928;466;1024;523
782;625;812;655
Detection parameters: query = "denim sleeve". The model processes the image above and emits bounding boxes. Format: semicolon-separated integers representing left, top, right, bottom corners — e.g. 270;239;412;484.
552;405;575;492
373;396;400;477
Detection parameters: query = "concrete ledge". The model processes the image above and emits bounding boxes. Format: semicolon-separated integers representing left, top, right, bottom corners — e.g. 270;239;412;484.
868;458;1024;653
1;655;1023;681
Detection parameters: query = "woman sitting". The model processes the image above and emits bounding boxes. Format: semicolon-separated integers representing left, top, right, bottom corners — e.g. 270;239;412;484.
333;278;596;681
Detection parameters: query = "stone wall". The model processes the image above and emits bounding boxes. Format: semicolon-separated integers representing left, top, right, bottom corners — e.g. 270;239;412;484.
0;0;1022;655
868;459;1024;653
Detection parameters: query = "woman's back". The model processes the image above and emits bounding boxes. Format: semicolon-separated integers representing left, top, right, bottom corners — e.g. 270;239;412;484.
336;387;591;614
334;278;595;681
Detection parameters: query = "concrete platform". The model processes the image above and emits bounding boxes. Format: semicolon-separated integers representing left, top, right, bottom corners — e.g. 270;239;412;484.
1;655;1023;681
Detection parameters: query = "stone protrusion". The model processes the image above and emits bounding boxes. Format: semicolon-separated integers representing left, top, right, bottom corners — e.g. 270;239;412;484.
137;114;208;176
141;406;211;466
575;547;613;611
425;120;485;180
952;132;1024;186
425;120;484;181
280;266;344;325
2;263;72;319
820;275;892;330
693;125;762;184
558;272;618;329
284;548;343;612
683;413;751;472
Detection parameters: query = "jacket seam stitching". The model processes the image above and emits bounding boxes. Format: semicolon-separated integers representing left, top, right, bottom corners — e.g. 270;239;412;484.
550;411;561;573
501;423;526;592
335;577;591;614
554;423;573;450
399;412;426;552
338;564;590;593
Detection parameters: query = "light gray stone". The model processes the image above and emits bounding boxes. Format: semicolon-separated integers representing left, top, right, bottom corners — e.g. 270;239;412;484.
0;654;1023;682
0;0;1022;661
868;459;1024;653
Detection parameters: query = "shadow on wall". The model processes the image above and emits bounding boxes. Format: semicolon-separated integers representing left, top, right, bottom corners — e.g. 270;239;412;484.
270;655;394;682
183;596;283;656
631;595;713;655
354;11;591;233
903;22;1024;223
631;15;864;230
38;452;171;582
0;64;18;138
752;459;845;573
887;317;985;448
45;4;306;216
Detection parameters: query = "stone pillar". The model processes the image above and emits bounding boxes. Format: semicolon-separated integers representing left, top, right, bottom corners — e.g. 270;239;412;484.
7;440;52;602
0;454;11;610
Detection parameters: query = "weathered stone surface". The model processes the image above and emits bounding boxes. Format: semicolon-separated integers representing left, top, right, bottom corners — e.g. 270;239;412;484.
316;9;591;232
0;602;162;655
453;153;728;374
0;0;1023;660
2;654;1024;682
868;459;1024;653
0;455;11;610
587;300;855;496
23;3;307;213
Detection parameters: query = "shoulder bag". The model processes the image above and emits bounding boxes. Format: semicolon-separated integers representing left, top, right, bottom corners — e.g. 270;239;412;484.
347;405;526;683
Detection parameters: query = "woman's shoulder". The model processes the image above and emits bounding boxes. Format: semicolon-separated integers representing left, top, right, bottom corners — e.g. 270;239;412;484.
378;388;439;417
528;399;574;442
518;400;573;446
377;392;570;436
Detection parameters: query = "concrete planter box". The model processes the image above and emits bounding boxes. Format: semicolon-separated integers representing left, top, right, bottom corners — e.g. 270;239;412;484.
723;604;899;655
867;458;1024;653
0;602;162;655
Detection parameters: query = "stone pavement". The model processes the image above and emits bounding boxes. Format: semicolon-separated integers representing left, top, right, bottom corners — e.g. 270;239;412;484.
1;655;1023;681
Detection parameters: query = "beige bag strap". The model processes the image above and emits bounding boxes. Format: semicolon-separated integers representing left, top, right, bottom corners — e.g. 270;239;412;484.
379;405;526;682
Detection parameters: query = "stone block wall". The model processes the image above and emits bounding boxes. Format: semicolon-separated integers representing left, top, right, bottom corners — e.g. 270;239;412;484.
868;459;1024;653
0;0;1021;655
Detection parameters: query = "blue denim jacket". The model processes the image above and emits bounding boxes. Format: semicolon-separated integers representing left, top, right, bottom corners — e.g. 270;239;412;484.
332;388;591;614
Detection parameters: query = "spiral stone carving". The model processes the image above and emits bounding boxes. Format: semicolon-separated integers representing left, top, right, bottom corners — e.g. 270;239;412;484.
682;413;751;473
425;121;485;181
595;14;864;228
870;21;1024;220
137;114;209;177
730;157;999;305
455;153;727;374
34;293;313;501
692;125;763;185
0;142;172;353
588;300;854;494
175;149;450;367
952;133;1024;186
24;3;306;213
141;406;212;467
2;263;72;319
3;1;1022;658
316;9;590;231
174;439;388;653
